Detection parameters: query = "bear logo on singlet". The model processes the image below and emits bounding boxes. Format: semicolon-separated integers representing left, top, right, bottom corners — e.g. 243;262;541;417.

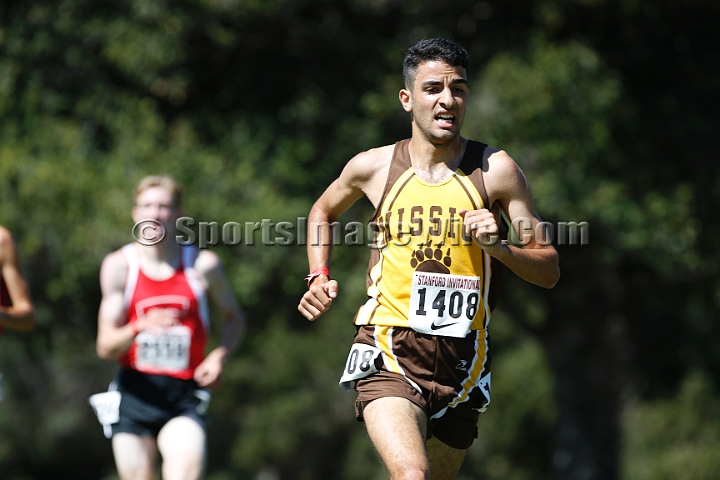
409;240;452;273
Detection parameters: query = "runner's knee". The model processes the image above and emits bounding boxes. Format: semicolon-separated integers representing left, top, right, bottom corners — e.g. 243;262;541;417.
392;465;429;480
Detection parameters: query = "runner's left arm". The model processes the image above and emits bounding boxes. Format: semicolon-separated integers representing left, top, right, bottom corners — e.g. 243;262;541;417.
193;250;246;388
462;150;560;288
0;228;35;331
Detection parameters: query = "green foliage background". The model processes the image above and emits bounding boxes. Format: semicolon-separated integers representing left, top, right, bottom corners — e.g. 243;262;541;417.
0;1;718;479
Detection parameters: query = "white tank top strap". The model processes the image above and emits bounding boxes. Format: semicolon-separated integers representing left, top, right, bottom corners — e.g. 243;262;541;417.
120;244;140;314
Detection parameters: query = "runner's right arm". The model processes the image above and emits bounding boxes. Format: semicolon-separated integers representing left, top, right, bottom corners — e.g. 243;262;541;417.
95;252;172;359
298;147;391;321
96;252;138;360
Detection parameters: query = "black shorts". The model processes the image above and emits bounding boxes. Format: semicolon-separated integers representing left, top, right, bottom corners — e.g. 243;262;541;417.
352;325;491;450
108;368;209;439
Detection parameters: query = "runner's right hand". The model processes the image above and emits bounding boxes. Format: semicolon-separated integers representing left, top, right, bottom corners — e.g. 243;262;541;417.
298;278;338;321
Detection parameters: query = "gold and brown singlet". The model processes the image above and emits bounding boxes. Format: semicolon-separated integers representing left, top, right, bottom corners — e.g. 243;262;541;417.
354;138;501;333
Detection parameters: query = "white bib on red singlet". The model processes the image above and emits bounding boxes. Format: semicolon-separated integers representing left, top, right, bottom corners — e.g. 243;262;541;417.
134;325;192;372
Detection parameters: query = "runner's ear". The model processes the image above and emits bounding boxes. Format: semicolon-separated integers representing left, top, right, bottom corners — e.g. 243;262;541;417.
399;89;412;112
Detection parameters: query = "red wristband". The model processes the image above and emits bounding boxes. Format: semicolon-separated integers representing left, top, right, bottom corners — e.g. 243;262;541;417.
305;267;330;286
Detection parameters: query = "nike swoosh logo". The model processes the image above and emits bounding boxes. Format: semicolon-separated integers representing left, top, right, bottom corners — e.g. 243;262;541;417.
430;321;458;330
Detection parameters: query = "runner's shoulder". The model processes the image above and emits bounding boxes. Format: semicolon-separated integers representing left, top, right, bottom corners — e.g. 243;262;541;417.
0;228;8;261
0;226;14;260
102;247;128;267
194;249;221;274
483;148;532;201
0;225;11;243
193;249;224;288
100;249;128;291
343;144;395;186
484;148;525;181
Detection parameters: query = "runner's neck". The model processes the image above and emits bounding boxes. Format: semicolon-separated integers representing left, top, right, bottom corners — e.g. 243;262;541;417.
134;242;182;280
408;137;467;184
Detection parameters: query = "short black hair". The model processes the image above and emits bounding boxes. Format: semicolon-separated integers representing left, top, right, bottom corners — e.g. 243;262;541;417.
403;38;469;88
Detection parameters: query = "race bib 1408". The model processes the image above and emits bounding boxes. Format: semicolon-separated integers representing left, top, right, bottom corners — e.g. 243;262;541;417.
408;272;481;338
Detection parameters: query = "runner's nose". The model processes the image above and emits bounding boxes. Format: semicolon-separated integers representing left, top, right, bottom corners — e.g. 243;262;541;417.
439;86;455;108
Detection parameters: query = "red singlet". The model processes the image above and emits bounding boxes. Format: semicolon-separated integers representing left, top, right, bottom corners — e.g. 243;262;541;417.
118;244;209;380
0;274;9;334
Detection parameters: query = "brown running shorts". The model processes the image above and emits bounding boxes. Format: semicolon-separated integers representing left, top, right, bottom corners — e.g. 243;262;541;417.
351;325;491;450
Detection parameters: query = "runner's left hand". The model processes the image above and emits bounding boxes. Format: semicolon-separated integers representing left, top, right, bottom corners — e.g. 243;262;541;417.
194;352;224;389
459;209;501;253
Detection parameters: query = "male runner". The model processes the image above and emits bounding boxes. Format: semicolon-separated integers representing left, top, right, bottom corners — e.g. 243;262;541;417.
0;225;35;401
94;175;245;480
298;39;559;480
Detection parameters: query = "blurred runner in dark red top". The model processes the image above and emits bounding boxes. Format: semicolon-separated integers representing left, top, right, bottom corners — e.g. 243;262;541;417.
0;225;35;333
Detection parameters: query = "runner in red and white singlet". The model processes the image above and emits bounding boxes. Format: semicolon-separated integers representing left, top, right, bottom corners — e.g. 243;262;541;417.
93;176;245;480
118;243;209;380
